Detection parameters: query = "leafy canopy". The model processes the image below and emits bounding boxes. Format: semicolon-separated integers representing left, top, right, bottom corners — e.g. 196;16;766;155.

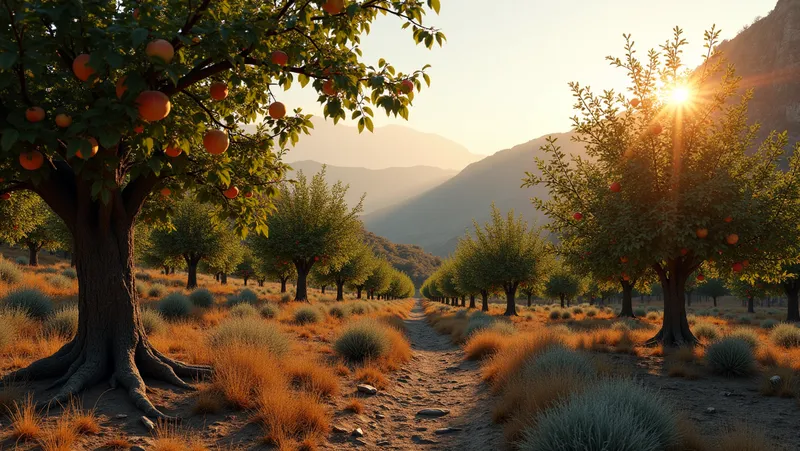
0;0;444;235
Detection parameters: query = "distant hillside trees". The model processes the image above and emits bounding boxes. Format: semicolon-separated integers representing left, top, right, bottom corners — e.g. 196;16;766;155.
362;230;441;288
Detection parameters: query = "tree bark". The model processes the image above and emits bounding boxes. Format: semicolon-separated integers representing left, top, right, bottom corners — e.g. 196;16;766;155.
504;283;518;316
293;260;312;302
618;280;635;318
185;256;200;289
220;273;227;284
460;296;465;307
469;295;476;309
1;207;209;419
321;285;326;294
27;241;40;266
527;294;532;307
560;294;565;309
713;296;717;307
356;287;363;299
481;290;489;312
336;281;345;301
280;278;287;293
784;281;800;322
747;297;755;314
648;260;697;347
243;276;248;286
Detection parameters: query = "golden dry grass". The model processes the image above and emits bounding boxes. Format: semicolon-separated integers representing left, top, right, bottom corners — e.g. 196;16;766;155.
38;415;78;451
464;330;512;361
8;395;42;441
354;365;388;389
102;435;134;450
343;397;364;414
759;366;798;398
481;331;562;392
210;345;285;409
283;359;340;398
256;389;330;451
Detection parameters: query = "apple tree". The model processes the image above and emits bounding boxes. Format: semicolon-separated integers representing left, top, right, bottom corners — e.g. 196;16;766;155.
695;277;728;307
544;267;581;308
316;240;376;300
364;258;393;300
0;0;443;416
525;27;800;346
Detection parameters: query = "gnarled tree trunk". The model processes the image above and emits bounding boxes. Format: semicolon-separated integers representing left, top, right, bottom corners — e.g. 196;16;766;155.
356;286;363;299
184;255;200;289
747;297;755;313
481;290;489;312
220;273;227;284
336;280;345;301
618;280;635;318
469;295;475;309
784;281;800;322
1;188;209;419
27;241;40;266
504;283;518;316
648;260;697;347
294;259;313;302
280;277;288;293
559;294;565;309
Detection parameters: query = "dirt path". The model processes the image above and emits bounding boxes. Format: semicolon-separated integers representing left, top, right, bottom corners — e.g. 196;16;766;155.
327;300;503;450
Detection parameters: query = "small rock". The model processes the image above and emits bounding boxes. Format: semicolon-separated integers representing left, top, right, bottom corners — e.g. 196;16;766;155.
333;425;349;434
415;427;428;431
411;435;439;445
377;439;391;446
352;428;364;437
770;375;782;386
357;384;378;395
435;427;463;434
722;391;732;397
397;378;409;383
705;407;716;414
140;416;155;432
417;408;450;417
114;414;128;420
353;438;368;446
375;413;385;420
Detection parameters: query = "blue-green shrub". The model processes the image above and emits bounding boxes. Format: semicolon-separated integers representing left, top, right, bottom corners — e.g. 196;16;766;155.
2;288;53;319
237;288;259;303
61;267;77;279
15;256;28;265
230;303;258;318
334;319;390;362
157;292;192;320
45;274;73;290
519;379;679;451
521;346;596;381
294;306;321;325
148;284;167;298
693;322;720;341
726;328;759;349
760;319;778;329
189;288;214;308
706;338;756;377
45;306;79;338
260;303;279;319
328;305;348;319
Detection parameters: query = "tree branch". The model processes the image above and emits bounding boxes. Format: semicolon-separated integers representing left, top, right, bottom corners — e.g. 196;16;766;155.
122;173;162;218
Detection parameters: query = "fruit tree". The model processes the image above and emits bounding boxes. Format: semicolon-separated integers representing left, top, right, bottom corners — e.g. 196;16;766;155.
525;27;800;346
0;0;443;417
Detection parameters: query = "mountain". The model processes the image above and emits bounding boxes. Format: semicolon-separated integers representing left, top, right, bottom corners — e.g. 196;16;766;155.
287;161;457;215
714;0;800;144
363;132;585;257
284;118;483;170
362;230;441;288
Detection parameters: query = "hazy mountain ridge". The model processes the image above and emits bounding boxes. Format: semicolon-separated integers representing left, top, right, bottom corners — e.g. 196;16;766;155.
287;160;457;215
364;132;584;256
284;118;484;170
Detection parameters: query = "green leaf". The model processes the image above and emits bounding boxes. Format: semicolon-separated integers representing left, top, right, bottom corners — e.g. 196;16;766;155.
131;28;149;47
1;129;19;151
429;0;441;14
0;53;17;70
148;158;163;175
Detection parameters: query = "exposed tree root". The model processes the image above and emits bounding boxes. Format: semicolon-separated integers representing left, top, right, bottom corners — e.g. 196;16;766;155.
1;336;212;420
644;326;699;348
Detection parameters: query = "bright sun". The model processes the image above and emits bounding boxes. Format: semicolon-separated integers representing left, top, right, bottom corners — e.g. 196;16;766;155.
670;87;691;104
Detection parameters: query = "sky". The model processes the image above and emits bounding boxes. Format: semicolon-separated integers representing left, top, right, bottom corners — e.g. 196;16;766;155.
280;0;778;156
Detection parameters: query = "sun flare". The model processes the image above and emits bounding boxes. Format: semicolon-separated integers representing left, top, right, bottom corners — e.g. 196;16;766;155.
670;86;691;104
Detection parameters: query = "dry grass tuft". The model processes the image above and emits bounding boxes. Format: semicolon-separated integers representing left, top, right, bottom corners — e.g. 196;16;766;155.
257;390;330;451
151;422;209;451
482;331;562;391
464;330;511;361
343;397;364;414
354;365;388;389
38;415;78;451
666;360;701;380
334;363;350;376
102;434;134;449
211;344;285;409
283;359;340;398
8;395;42;441
671;416;708;451
380;327;412;371
192;386;225;415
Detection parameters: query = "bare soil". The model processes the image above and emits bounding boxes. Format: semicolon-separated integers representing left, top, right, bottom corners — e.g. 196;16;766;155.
326;300;503;450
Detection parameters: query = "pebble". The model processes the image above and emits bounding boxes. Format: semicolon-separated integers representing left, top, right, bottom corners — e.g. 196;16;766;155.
115;414;128;419
411;435;439;444
417;408;450;417
358;384;378;395
377;439;391;446
376;413;385;419
352;428;364;437
435;427;463;434
705;407;716;414
770;375;782;386
332;425;349;434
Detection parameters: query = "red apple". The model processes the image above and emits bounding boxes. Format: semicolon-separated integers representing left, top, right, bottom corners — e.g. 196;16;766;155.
732;262;743;273
55;113;72;128
696;228;708;239
726;234;739;245
146;39;175;64
271;50;289;66
696;274;705;281
630;98;640;107
210;82;228;101
609;181;621;193
573;212;583;221
26;107;45;122
269;102;286;119
136;91;171;122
